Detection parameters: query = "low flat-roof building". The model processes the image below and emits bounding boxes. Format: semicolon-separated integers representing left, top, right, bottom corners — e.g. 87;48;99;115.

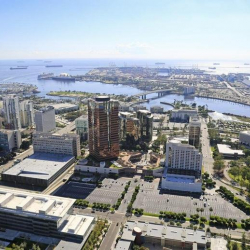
0;188;94;242
239;131;250;146
1;153;75;187
117;221;210;250
170;108;198;123
217;144;245;158
51;103;79;114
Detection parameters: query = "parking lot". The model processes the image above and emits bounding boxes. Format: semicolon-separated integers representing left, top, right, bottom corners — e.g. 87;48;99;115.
55;178;128;206
133;180;248;221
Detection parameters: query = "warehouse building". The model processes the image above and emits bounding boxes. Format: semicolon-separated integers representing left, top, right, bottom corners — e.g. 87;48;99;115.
0;188;94;242
1;153;75;187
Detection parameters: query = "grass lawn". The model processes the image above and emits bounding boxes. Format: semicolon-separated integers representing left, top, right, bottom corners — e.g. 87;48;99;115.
6;238;48;250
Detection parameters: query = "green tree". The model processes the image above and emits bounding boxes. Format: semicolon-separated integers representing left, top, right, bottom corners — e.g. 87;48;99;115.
213;160;225;172
232;242;238;250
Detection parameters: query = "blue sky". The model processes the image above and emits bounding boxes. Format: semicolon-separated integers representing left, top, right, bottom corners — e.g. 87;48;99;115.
1;0;250;60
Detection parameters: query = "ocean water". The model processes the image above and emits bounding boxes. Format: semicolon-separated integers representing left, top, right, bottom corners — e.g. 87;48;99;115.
0;59;250;117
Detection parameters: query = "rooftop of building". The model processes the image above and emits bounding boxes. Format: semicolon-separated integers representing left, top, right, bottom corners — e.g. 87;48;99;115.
168;139;197;148
59;214;94;237
115;240;131;250
122;221;208;245
165;174;195;183
50;103;79;110
37;106;54;113
0;187;75;221
95;96;110;102
217;144;245;156
137;109;151;114
34;132;78;139
2;153;74;180
172;108;197;112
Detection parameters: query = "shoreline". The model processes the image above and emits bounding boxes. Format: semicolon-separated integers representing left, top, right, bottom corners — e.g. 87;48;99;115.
195;94;250;107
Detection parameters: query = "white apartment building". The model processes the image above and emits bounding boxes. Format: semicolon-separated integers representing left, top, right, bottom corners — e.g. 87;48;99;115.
75;115;88;140
161;140;203;193
20;100;34;127
165;140;202;176
239;131;250;146
3;95;21;130
0;129;21;152
34;106;56;133
170;108;198;122
33;132;80;157
184;86;195;95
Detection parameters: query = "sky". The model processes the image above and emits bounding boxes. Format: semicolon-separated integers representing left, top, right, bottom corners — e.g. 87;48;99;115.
1;0;250;60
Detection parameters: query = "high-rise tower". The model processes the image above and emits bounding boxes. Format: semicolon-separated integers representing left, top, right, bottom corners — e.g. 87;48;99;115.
3;95;21;130
88;96;119;161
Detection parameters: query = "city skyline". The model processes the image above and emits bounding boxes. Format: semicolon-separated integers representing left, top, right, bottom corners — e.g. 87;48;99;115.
1;0;250;60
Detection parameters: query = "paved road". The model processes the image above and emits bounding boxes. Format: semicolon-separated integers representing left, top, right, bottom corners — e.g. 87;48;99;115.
201;119;249;202
224;81;243;97
56;121;76;135
43;164;75;195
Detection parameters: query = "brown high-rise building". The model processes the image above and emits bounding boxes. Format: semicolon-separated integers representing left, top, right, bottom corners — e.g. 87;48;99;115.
88;96;119;161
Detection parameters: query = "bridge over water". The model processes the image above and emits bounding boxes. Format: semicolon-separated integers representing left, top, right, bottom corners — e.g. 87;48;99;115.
131;88;174;99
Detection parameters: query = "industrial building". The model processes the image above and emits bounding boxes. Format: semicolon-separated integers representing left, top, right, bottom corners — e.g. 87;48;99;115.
189;116;201;149
88;96;120;161
19;100;34;128
3;95;21;130
51;103;79;114
116;221;210;250
161;140;203;193
170;108;198;123
34;106;56;133
75;115;88;140
33;132;80;157
136;110;153;142
0;129;21;152
0;188;94;242
239;131;250;146
1;153;75;187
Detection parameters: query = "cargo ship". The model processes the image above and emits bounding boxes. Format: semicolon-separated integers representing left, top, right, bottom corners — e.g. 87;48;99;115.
244;63;249;65
213;63;220;65
10;66;28;70
37;73;54;80
208;67;216;70
51;73;75;81
45;65;63;67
